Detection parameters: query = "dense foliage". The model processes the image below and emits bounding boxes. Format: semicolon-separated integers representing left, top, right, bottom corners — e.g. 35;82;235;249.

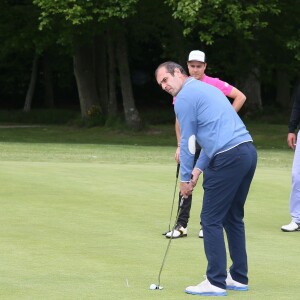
0;0;299;126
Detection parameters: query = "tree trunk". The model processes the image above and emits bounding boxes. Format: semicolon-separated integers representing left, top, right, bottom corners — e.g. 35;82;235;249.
95;35;109;115
116;30;142;130
107;29;118;118
24;54;39;112
43;53;54;108
276;70;291;108
73;43;101;117
238;67;262;113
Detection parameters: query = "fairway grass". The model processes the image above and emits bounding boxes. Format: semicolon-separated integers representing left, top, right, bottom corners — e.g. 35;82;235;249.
0;127;298;300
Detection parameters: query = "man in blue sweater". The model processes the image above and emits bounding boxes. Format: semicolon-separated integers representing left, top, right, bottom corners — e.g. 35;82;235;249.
155;61;257;296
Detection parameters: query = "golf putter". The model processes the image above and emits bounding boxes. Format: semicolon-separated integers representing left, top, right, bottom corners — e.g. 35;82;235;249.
154;196;185;290
162;163;180;235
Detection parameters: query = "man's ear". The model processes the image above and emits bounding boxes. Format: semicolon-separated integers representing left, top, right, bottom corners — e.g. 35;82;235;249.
174;68;181;75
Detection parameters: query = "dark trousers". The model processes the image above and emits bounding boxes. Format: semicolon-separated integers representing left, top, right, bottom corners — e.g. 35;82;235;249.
177;146;201;228
201;142;257;289
177;194;192;228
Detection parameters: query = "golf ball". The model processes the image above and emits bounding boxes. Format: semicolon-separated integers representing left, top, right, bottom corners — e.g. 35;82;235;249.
149;283;157;290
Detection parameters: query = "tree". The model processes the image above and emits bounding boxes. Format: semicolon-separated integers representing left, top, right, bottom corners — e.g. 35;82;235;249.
166;0;280;44
0;0;54;111
0;0;298;117
73;39;101;117
24;54;39;112
165;0;281;111
95;33;110;116
33;0;143;129
257;0;300;108
116;27;141;129
106;29;118;119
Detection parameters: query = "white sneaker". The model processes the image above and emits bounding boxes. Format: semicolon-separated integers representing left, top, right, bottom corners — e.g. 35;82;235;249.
185;279;227;296
165;225;187;238
199;228;203;238
226;272;248;291
281;221;300;232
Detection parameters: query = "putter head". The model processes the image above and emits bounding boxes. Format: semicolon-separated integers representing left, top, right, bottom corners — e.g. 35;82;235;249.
149;283;163;290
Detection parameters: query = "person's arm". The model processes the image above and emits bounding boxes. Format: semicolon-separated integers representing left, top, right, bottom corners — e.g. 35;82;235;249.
175;118;181;163
205;76;246;112
227;86;246;112
289;85;300;133
287;84;300;150
175;98;197;197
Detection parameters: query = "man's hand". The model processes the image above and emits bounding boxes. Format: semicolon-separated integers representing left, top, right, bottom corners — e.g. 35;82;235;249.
180;168;203;197
180;181;194;198
287;133;297;150
191;168;202;187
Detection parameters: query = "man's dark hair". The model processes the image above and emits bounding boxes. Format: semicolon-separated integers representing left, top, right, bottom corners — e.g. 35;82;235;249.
155;61;187;78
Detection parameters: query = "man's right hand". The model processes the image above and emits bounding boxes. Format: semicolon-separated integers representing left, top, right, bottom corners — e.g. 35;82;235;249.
287;133;297;150
191;168;202;187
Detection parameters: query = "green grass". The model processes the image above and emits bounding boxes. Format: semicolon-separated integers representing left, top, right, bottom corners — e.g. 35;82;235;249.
0;124;297;299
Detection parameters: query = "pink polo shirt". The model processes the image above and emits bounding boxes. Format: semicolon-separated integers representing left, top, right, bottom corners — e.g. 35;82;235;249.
173;75;233;104
202;74;233;96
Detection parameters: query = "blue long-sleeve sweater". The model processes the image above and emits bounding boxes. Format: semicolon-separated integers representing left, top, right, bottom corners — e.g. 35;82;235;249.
174;77;253;182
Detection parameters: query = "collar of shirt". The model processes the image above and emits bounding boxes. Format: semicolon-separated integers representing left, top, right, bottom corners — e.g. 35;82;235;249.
173;77;196;105
183;76;196;87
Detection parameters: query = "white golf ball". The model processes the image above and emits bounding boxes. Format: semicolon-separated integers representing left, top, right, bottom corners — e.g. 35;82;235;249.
149;283;157;290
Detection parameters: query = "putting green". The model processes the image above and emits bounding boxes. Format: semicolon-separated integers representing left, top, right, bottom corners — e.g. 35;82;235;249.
0;142;297;299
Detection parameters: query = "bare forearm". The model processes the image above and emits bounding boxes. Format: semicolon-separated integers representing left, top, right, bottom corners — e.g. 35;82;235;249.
229;87;246;112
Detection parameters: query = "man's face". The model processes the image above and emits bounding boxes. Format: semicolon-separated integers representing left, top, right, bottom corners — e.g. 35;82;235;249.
187;61;207;80
156;67;183;96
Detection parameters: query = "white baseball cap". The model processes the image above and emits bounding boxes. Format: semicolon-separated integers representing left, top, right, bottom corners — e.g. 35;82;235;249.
188;50;206;63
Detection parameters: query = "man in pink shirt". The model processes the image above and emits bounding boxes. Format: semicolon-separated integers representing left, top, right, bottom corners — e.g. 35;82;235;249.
165;50;246;239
